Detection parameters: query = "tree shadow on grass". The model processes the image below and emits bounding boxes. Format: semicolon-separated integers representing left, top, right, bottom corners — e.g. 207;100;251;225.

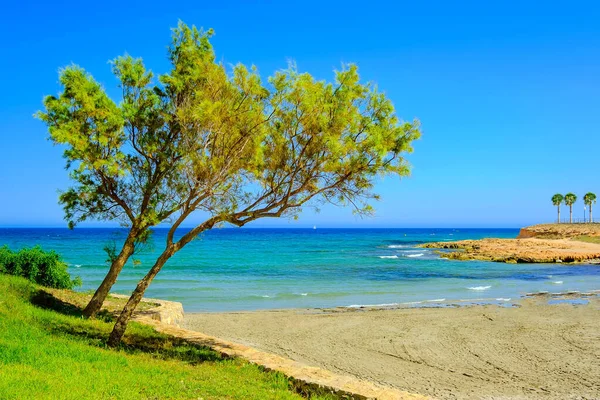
30;289;223;364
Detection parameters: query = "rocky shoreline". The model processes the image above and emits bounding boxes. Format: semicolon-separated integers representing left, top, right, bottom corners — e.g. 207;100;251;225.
420;224;600;263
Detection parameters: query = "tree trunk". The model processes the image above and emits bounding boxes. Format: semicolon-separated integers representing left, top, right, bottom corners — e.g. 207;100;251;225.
591;204;594;223
557;206;560;224
83;229;138;318
570;206;573;224
107;245;175;347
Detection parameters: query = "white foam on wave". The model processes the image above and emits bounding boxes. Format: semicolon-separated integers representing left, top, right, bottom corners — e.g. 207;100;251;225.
346;302;399;308
467;285;492;291
403;250;424;253
261;295;271;298
553;281;563;284
429;298;446;302
300;293;308;296
379;255;399;259
405;253;424;258
496;298;511;301
387;245;406;249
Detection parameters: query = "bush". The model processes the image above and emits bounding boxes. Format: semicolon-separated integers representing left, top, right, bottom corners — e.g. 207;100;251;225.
0;245;80;289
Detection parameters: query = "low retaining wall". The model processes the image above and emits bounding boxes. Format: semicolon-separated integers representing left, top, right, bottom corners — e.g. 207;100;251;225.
111;294;185;327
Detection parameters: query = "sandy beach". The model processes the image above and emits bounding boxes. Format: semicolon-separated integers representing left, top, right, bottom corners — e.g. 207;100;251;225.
184;298;600;399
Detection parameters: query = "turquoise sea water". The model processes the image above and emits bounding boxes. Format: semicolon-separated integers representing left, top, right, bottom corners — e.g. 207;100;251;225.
1;228;599;312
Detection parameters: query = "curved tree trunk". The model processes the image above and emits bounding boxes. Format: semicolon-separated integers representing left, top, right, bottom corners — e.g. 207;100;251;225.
107;245;175;347
83;229;138;318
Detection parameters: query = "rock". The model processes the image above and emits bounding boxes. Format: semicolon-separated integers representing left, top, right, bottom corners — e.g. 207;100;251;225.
419;237;600;264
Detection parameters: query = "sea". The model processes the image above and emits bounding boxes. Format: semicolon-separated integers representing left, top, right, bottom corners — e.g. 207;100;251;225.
2;228;599;312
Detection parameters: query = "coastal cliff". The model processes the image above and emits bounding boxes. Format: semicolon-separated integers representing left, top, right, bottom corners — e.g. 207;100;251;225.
517;224;600;239
422;224;600;263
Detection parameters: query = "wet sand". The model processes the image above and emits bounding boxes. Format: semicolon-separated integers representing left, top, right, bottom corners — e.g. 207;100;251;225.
184;298;600;399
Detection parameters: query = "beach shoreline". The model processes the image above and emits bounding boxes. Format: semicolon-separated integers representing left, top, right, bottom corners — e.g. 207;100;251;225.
183;296;600;399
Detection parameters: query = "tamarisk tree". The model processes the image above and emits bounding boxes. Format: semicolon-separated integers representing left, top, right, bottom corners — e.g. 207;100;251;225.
38;22;421;346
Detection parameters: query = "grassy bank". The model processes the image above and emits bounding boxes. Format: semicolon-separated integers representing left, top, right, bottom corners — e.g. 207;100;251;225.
0;274;329;399
575;235;600;245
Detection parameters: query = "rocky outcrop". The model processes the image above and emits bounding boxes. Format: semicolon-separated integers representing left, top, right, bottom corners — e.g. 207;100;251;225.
517;224;600;239
421;238;600;264
516;228;538;239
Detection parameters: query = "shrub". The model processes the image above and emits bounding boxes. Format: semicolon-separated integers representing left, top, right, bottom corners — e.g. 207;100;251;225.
0;245;80;289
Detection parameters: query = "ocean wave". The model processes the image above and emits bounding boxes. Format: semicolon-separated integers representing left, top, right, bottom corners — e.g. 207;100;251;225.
379;255;399;259
387;245;406;249
496;298;511;301
346;302;399;308
405;253;424;258
552;281;563;284
467;285;491;291
428;298;446;302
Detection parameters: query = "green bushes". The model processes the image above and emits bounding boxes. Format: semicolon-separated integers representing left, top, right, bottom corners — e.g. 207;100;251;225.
0;246;80;289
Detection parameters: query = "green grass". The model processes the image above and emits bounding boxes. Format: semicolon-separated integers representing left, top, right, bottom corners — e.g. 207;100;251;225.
0;274;332;399
574;235;600;245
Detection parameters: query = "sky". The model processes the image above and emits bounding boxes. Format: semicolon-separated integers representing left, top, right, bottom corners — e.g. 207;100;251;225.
0;0;598;228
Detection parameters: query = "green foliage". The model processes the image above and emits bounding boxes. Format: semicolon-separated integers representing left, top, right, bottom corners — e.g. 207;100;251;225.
583;192;597;206
37;21;421;338
0;274;332;400
0;246;80;289
574;235;600;245
37;20;420;234
564;193;577;206
551;193;564;206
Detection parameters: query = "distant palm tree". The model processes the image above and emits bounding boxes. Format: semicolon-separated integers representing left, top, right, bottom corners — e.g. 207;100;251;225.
564;193;577;223
584;192;597;223
551;194;564;223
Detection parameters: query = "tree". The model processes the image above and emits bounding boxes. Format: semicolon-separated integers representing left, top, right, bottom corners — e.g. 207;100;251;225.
551;194;564;224
39;22;421;347
564;193;577;223
584;192;597;223
37;22;258;317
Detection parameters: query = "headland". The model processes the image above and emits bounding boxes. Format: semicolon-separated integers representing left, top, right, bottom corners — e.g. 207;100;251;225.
420;224;600;263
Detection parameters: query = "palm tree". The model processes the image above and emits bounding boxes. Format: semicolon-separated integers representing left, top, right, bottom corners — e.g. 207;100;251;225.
551;194;564;223
564;193;577;223
584;192;597;223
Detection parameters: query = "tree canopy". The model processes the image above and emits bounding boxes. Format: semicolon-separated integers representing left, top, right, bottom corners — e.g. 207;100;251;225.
551;194;564;206
564;193;577;206
38;23;419;234
37;21;421;344
583;192;597;206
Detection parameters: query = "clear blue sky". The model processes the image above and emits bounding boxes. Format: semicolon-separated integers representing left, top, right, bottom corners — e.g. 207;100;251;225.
1;0;598;228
